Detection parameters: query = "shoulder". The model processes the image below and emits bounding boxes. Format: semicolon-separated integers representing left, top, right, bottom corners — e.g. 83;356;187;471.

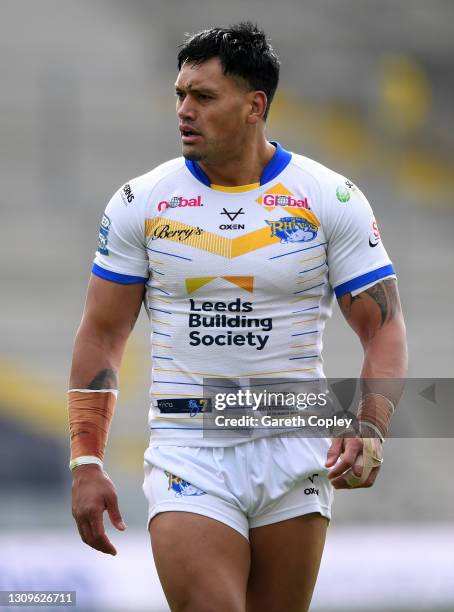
290;153;372;212
122;157;187;204
101;157;187;232
288;153;349;196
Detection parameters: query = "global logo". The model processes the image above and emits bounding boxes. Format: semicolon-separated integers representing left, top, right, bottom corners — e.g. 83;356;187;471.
158;195;203;212
266;217;318;244
164;471;207;497
263;194;310;209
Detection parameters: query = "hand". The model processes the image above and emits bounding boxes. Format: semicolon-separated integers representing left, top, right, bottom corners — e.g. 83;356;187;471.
71;464;126;555
325;437;383;489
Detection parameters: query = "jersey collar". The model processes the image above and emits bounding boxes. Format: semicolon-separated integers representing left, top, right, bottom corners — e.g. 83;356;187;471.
185;141;292;190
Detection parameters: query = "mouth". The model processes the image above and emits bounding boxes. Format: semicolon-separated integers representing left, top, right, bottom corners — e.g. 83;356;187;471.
179;126;202;144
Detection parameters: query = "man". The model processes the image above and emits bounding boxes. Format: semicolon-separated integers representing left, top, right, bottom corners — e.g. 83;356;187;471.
69;23;407;612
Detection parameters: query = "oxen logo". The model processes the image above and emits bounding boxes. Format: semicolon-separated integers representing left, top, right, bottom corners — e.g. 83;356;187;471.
266;217;318;244
164;471;206;497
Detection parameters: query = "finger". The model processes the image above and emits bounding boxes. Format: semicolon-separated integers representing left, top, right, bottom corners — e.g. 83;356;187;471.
331;466;381;490
328;453;363;482
75;510;117;556
325;438;343;467
75;518;92;547
89;530;118;556
105;494;126;531
363;466;380;487
330;475;350;489
351;456;363;477
327;440;362;479
88;514;118;556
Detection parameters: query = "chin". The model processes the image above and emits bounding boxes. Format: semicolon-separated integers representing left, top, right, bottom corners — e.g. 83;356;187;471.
182;151;203;162
182;145;205;162
183;151;203;161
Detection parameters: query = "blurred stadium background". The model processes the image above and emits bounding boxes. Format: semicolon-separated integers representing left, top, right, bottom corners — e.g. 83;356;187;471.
1;0;453;610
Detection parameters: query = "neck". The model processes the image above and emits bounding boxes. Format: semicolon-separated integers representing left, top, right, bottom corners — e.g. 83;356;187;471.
198;135;276;187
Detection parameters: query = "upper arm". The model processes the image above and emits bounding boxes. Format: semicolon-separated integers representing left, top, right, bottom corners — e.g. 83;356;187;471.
80;179;150;337
322;176;396;299
93;181;149;283
78;179;150;338
80;274;145;339
337;278;405;346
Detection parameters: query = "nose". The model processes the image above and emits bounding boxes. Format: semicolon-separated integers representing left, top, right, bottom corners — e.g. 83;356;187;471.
177;95;196;121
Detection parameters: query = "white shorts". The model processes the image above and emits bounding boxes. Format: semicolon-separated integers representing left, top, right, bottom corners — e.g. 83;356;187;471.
142;436;334;540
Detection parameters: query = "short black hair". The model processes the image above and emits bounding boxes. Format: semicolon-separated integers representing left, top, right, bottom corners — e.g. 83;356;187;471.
177;22;280;120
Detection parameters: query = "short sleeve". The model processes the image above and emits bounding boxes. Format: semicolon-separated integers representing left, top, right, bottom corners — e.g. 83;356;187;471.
325;178;396;298
92;183;149;284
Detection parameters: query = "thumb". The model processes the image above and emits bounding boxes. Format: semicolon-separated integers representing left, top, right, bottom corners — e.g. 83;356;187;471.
325;438;343;467
105;494;126;531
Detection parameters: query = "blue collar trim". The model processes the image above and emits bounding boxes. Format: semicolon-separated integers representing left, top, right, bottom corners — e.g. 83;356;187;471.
185;157;211;187
184;141;292;188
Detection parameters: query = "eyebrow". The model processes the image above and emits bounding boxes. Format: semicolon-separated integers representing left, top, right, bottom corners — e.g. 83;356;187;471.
174;84;218;95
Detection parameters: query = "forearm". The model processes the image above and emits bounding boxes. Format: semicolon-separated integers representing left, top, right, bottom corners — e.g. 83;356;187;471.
69;324;129;389
360;316;408;380
338;279;408;439
358;316;407;438
68;325;129;467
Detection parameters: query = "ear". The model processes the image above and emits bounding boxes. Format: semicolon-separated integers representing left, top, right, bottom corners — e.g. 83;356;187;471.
247;91;268;124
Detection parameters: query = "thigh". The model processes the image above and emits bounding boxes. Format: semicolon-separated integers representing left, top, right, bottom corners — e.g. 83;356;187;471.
150;511;251;612
246;512;328;612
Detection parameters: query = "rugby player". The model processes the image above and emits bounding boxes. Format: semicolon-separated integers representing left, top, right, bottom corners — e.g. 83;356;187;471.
69;23;408;612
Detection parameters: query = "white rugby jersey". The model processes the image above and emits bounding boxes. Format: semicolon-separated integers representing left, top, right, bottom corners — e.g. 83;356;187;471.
93;142;396;446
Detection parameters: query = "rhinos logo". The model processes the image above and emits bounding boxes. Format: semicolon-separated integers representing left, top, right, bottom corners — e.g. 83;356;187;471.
164;471;207;497
266;217;318;244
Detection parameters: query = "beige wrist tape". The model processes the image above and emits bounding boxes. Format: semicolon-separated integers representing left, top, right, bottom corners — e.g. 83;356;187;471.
68;390;117;468
357;392;395;440
343;438;384;487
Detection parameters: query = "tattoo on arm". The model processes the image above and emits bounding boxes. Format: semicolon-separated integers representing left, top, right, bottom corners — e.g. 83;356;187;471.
339;279;401;328
363;280;399;326
87;368;118;390
339;293;360;320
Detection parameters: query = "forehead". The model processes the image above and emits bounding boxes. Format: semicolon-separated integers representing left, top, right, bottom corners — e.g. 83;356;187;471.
175;57;242;91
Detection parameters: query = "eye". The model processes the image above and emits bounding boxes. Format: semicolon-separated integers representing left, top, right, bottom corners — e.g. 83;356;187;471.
175;91;185;100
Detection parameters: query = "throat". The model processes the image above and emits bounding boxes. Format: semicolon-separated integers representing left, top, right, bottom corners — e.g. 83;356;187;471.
198;141;276;188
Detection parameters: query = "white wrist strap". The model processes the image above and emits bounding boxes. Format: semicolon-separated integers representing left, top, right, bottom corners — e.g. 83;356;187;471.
69;455;103;471
359;420;385;443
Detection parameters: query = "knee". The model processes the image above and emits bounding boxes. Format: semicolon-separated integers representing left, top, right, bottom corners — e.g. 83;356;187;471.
172;592;244;612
